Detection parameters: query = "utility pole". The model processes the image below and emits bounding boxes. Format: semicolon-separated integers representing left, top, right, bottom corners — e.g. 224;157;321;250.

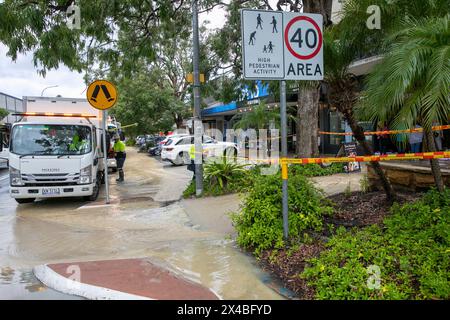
192;0;203;196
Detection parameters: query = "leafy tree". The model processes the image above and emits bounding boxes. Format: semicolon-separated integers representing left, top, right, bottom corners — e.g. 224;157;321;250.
0;0;210;74
108;70;177;137
0;108;9;119
320;0;450;199
359;16;450;192
323;31;397;200
232;102;280;130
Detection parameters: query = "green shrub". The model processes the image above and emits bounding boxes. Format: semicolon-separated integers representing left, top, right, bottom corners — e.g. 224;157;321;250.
289;163;345;177
302;188;450;300
231;172;333;256
204;157;246;189
182;162;345;198
125;139;136;146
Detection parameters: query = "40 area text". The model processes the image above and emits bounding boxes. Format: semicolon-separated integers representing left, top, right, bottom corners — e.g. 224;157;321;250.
177;304;272;318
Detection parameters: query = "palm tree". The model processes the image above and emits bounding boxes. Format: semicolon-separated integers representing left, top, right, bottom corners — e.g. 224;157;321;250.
323;31;397;201
359;16;450;192
232;102;280;130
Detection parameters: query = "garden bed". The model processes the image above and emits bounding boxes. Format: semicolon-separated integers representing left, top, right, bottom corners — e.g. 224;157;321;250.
325;191;422;228
259;192;445;299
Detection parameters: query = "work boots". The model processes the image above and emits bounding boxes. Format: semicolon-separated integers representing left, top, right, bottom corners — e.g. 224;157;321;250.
116;169;124;182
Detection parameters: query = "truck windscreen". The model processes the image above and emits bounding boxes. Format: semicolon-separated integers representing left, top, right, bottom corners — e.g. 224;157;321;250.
10;124;92;156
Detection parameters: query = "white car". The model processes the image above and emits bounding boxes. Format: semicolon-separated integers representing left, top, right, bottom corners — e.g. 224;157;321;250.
161;135;237;165
160;133;189;147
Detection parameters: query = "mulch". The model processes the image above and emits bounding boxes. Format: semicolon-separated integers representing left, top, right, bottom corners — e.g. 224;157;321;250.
258;190;423;300
325;190;422;228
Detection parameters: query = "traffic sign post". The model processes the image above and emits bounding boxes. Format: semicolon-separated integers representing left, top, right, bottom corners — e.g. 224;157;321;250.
87;80;118;205
241;9;324;240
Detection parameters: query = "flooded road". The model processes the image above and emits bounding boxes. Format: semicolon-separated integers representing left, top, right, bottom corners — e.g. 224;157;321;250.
0;149;282;300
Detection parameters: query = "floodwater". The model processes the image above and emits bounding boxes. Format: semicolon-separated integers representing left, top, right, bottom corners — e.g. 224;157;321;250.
0;149;282;300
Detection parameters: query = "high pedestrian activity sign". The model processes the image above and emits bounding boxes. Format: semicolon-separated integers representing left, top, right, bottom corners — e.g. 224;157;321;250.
241;9;323;81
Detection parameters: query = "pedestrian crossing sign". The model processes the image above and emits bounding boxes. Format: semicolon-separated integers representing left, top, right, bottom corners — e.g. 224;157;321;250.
87;80;118;110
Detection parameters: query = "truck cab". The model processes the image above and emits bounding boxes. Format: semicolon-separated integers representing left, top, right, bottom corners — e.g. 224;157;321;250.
8;97;105;204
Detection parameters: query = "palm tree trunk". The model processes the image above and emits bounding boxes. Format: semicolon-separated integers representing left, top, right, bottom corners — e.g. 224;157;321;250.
341;108;397;202
423;128;445;192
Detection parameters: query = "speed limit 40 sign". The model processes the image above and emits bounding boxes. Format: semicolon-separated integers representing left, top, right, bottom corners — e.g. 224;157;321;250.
283;13;323;80
241;10;323;81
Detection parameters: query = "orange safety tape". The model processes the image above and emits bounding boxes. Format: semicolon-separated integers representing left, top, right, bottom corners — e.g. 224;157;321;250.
280;151;450;165
319;125;450;136
191;150;450;165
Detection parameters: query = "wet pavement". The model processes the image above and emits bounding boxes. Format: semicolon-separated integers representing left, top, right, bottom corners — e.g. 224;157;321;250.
0;149;283;300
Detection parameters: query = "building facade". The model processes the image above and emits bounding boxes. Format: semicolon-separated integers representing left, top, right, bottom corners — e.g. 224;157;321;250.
0;92;23;124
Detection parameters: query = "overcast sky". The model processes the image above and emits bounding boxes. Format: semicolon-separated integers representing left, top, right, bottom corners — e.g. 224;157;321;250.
0;1;280;100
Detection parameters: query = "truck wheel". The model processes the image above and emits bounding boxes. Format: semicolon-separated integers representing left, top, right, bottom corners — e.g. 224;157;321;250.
15;198;35;204
84;178;100;201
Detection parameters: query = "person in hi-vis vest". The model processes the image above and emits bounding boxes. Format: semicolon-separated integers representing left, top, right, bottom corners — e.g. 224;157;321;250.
113;134;126;182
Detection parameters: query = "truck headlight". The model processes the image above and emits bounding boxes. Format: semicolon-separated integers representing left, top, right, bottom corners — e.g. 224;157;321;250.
79;165;92;184
10;167;24;186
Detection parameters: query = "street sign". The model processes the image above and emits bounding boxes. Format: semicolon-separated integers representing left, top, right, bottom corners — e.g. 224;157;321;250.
241;9;284;80
283;12;323;80
241;9;323;81
86;80;118;110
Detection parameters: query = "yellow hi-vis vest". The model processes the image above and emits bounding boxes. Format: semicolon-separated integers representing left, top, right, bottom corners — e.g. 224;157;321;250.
189;144;195;160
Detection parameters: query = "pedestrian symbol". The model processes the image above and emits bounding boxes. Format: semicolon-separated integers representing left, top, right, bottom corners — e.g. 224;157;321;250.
86;80;118;110
256;14;263;29
271;16;278;33
268;41;274;53
90;84;114;103
249;31;256;45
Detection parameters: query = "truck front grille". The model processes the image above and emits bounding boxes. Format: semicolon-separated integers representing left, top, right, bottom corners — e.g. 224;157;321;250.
21;173;80;186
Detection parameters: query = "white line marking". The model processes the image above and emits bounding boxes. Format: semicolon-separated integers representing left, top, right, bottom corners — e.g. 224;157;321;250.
76;204;113;210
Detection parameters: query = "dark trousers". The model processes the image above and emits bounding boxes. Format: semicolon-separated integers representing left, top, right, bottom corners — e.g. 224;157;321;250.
116;153;126;169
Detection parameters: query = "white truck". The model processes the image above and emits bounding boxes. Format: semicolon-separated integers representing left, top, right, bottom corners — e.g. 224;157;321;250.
7;96;107;204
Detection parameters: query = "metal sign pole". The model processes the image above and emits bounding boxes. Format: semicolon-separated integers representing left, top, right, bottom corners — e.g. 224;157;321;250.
192;0;203;196
102;110;110;204
280;80;289;240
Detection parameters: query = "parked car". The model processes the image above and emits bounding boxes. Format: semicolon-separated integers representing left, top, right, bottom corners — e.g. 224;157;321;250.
161;135;237;166
148;136;165;156
160;133;189;146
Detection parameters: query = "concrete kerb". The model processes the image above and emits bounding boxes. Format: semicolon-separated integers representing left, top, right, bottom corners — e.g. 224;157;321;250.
33;264;151;300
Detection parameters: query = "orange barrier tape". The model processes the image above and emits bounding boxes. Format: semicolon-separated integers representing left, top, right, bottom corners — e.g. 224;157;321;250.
280;151;450;165
319;125;450;136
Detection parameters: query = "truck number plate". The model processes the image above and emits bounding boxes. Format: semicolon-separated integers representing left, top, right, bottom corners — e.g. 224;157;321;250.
42;188;60;195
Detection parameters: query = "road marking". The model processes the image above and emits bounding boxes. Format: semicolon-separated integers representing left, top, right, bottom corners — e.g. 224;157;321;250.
0;175;9;182
76;204;113;210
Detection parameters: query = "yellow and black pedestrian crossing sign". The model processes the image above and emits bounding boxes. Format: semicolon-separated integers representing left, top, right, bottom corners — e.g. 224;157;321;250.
86;80;118;110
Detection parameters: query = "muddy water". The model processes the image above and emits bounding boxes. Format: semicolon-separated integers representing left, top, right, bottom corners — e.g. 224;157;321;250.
0;150;282;300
